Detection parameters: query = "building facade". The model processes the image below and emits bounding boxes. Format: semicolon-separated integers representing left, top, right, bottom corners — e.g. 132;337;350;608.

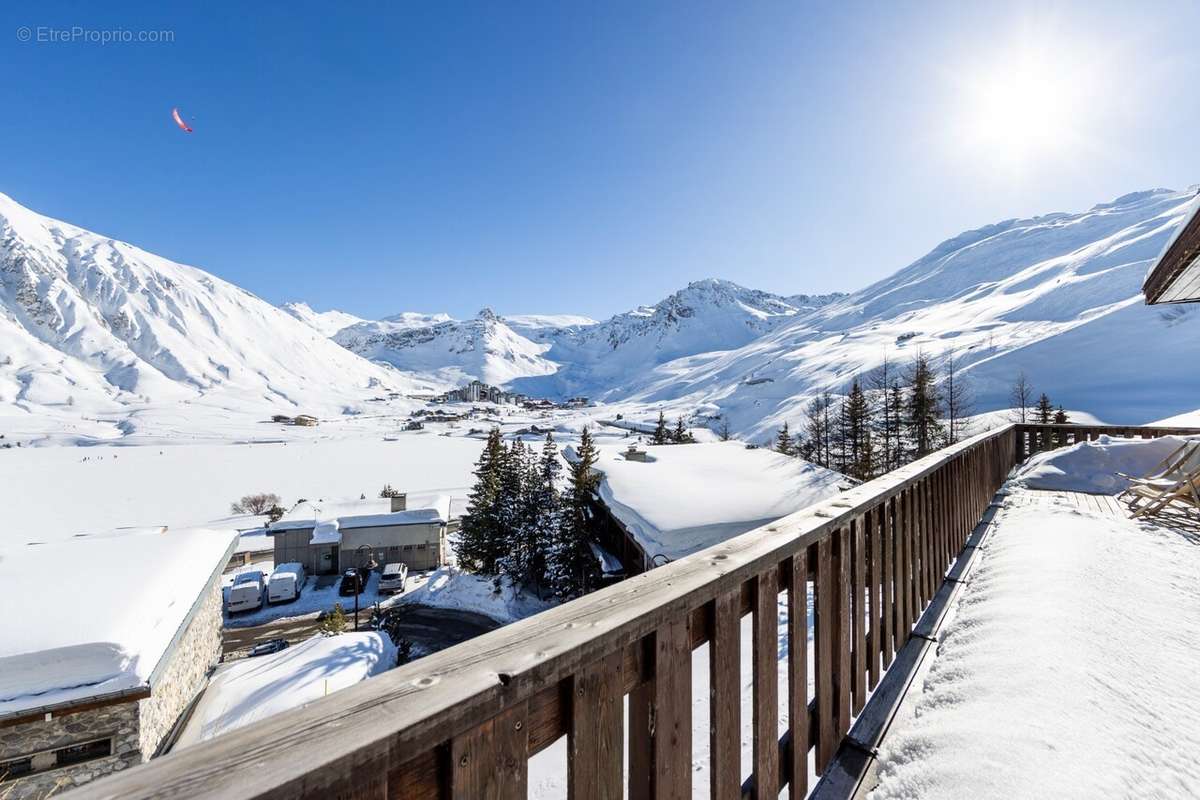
268;496;449;575
0;545;229;798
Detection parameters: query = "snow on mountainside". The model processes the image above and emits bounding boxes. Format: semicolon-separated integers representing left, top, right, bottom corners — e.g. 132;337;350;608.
616;188;1200;437
509;279;845;397
280;301;365;337
0;192;424;442
329;279;844;396
333;307;559;388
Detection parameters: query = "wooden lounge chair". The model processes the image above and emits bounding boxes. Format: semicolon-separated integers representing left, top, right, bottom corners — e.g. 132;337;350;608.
1123;464;1200;519
1116;440;1200;486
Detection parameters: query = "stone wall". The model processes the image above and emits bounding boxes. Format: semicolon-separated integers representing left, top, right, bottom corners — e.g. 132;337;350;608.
0;701;141;799
0;570;224;798
137;575;224;758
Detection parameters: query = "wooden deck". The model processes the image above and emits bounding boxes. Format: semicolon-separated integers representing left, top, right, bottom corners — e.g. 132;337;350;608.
1012;489;1127;519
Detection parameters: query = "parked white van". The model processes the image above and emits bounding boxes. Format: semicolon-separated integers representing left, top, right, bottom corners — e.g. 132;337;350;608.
378;562;408;594
227;571;265;613
268;562;306;603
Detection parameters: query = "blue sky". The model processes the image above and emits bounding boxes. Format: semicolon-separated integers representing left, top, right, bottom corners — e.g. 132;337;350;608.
2;1;1198;320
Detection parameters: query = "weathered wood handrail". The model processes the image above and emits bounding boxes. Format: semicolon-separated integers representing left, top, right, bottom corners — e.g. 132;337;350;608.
70;423;1200;799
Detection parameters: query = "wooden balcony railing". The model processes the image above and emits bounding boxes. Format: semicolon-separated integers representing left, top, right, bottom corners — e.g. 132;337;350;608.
73;423;1200;800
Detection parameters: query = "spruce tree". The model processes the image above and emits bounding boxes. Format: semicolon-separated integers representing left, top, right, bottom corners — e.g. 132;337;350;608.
1035;393;1054;424
652;411;668;445
775;422;794;456
886;380;905;471
904;353;943;458
1053;405;1069;425
802;392;835;469
456;428;505;574
672;416;688;444
527;433;564;594
550;427;601;598
718;416;731;442
868;355;897;474
496;440;531;583
843;378;873;480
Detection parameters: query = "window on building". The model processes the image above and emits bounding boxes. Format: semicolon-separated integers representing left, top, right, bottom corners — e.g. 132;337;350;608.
0;737;113;782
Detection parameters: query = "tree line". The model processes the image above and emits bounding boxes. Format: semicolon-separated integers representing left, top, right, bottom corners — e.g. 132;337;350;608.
651;411;696;445
773;354;1068;483
456;428;601;599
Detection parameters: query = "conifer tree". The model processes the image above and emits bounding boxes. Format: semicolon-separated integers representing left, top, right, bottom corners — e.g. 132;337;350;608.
652;411;668;445
550;427;601;598
496;440;532;583
672;416;690;444
1053;405;1069;425
904;352;943;458
1035;393;1054;424
526;433;564;593
886;380;905;471
801;392;836;469
718;416;731;442
869;355;899;474
456;428;506;573
843;378;874;480
775;421;794;456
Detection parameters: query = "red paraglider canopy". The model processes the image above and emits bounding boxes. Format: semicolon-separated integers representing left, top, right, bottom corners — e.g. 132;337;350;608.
171;107;193;133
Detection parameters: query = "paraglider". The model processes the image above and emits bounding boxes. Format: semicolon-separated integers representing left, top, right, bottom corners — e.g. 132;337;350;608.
171;107;193;133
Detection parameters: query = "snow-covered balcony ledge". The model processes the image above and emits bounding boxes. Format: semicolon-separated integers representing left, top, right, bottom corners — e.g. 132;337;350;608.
861;439;1200;799
68;424;1200;800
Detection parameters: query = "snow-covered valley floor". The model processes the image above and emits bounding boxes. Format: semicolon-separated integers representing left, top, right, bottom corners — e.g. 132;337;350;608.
870;487;1200;799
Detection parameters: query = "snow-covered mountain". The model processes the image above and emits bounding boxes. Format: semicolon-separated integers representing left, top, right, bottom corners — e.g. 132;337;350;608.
4;185;1197;444
512;279;844;396
613;188;1200;436
332;307;559;387
280;302;365;337
327;279;843;396
0;193;425;442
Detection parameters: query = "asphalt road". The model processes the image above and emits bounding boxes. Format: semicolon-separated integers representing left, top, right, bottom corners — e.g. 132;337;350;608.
222;604;500;659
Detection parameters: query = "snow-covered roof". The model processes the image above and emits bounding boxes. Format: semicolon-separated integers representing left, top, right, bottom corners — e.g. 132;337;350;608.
0;527;238;718
309;521;342;546
174;633;396;749
234;527;274;554
582;441;844;562
270;494;452;535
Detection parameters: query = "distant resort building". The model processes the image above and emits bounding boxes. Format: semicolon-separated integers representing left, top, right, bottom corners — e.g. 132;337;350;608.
435;381;587;409
438;380;528;406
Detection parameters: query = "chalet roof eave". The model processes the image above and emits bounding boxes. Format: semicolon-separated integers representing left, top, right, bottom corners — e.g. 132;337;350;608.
1144;192;1200;304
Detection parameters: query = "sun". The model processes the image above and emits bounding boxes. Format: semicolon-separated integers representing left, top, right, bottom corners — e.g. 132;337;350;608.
950;36;1100;170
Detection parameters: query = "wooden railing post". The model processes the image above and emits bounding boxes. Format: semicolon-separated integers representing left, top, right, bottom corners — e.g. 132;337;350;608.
789;550;812;799
570;653;623;800
752;568;780;799
813;536;835;769
709;591;741;800
850;517;867;715
451;702;530;799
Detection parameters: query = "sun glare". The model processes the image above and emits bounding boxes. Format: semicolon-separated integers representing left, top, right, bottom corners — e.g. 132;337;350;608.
951;35;1101;171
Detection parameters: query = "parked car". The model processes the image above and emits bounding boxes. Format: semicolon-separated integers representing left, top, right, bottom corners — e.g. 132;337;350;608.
378;562;408;594
248;639;289;658
267;562;306;603
338;566;371;596
227;571;266;613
